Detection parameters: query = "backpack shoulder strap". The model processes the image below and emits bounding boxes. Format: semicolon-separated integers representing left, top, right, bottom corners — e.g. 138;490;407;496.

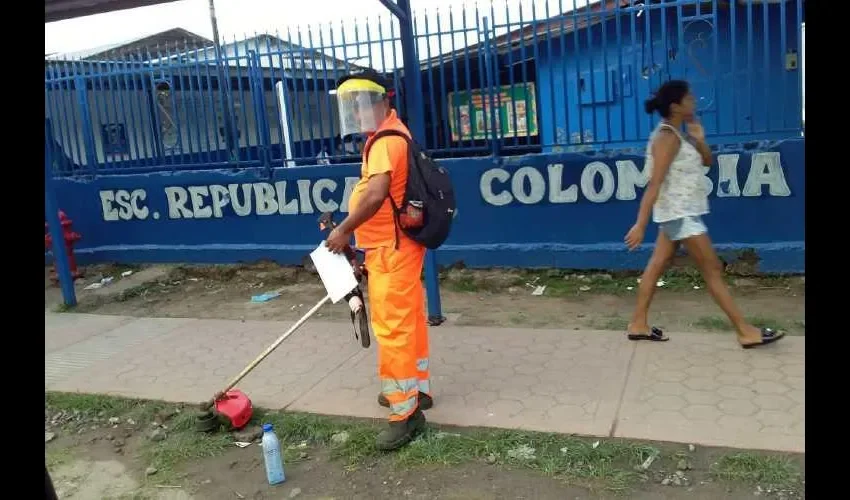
363;129;411;160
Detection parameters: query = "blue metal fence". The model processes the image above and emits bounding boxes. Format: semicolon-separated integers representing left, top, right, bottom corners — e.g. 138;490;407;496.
45;0;804;177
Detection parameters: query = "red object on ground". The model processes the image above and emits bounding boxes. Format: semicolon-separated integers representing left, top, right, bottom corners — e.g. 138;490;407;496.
45;210;83;282
215;389;253;430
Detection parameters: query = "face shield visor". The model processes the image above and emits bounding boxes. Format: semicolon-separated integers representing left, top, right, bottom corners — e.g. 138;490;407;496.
334;78;389;137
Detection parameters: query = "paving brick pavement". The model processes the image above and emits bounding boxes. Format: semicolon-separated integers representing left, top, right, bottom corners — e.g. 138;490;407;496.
44;313;804;453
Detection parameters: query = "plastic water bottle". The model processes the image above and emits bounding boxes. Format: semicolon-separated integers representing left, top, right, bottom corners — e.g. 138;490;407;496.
261;423;286;485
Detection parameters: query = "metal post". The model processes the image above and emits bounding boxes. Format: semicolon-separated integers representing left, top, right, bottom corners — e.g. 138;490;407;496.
45;125;77;308
208;0;238;162
387;0;444;325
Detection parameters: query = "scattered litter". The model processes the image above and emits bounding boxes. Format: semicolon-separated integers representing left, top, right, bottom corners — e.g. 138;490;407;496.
506;444;536;461
45;432;56;443
579;285;591;292
121;270;133;277
656;280;666;287
298;304;304;308
84;282;103;290
298;440;308;448
331;431;350;445
688;444;696;452
531;285;547;296
636;278;642;283
487;413;494;417
145;466;158;476
290;305;297;310
627;286;634;291
234;441;252;448
641;452;658;470
560;447;568;454
677;458;692;471
188;278;200;282
251;291;281;303
592;440;600;449
693;285;700;290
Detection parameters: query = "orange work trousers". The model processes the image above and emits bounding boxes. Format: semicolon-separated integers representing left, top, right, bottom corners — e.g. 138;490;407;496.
364;238;430;422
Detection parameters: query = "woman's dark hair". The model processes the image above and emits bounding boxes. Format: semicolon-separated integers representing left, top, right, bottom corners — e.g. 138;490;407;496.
644;80;690;118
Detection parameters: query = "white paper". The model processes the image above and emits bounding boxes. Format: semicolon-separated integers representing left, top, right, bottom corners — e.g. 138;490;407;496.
309;241;359;304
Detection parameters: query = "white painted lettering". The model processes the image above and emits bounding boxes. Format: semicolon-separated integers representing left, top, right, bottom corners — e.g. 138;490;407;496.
580;161;615;203
615;160;648;201
114;190;134;220
253;182;278;215
273;181;299;215
340;176;359;213
480;168;513;206
716;154;742;197
312;178;339;213
209;185;230;218
99;190;120;221
129;189;149;220
296;179;314;214
547;164;578;203
743;152;791;197
702;166;714;197
188;186;213;219
228;183;253;216
511;166;546;204
165;186;193;219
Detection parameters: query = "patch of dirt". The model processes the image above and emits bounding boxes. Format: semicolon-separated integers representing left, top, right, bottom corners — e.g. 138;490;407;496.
47;426;803;500
49;262;805;335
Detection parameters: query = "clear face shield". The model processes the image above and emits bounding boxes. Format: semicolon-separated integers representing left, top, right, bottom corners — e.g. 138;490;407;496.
333;78;389;138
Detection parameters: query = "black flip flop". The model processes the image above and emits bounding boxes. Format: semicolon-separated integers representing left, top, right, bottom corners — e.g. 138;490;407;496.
627;327;670;342
741;328;786;349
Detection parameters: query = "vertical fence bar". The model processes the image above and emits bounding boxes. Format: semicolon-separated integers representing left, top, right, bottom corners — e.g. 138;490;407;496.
730;0;738;135
543;0;556;149
482;17;499;157
308;26;328;161
762;0;770;132
571;0;583;146
615;0;626;143
135;47;156;165
435;9;451;151
447;7;462;154
201;44;223;163
317;26;338;159
45;130;77;307
174;48;194;165
104;59;124;168
600;1;611;144
420;11;440;150
231;37;251;162
516;2;529;147
643;0;653;134
504;1;518;149
557;0;571;148
295;27;318;160
460;6;474;152
796;0;802;131
711;0;720;135
74;75;98;173
779;0;787;130
746;0;754;133
584;0;597;144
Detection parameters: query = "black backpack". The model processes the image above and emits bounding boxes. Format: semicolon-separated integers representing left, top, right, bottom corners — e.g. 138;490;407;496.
364;129;456;249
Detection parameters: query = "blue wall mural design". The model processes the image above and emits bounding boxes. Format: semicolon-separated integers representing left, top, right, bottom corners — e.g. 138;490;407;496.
51;138;804;273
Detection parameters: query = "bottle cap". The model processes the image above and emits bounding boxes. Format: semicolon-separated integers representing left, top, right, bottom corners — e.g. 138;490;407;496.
262;423;273;432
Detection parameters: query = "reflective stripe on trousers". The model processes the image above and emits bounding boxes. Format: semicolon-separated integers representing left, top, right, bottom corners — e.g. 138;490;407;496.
366;238;431;422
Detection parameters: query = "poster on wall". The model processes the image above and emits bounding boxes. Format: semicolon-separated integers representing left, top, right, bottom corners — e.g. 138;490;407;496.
447;82;538;141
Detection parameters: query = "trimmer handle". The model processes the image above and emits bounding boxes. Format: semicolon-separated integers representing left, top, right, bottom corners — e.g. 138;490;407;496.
318;212;366;280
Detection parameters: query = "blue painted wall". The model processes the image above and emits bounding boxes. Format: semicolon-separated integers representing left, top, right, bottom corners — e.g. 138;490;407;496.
50;138;805;273
536;2;803;148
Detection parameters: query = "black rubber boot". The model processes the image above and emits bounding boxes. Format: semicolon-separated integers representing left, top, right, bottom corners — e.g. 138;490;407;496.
375;408;426;451
377;392;433;410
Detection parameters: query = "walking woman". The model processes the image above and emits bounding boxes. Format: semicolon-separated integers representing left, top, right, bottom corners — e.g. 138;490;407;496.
624;80;785;349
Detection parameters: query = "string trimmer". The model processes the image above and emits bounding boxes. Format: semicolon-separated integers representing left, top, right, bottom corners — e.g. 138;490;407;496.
194;213;371;432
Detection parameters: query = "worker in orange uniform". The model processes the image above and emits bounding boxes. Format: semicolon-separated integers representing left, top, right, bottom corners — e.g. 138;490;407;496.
325;69;432;451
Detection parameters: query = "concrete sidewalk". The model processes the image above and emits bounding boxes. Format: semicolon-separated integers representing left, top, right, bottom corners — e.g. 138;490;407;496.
45;312;804;453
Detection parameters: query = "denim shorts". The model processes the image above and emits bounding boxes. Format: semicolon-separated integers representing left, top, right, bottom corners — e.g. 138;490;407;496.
658;215;707;241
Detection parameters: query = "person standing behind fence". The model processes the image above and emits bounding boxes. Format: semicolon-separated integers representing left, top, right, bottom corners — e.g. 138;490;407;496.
624;80;785;349
325;68;432;451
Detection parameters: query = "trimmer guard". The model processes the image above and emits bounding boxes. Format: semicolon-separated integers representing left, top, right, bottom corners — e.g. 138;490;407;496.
214;389;253;429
